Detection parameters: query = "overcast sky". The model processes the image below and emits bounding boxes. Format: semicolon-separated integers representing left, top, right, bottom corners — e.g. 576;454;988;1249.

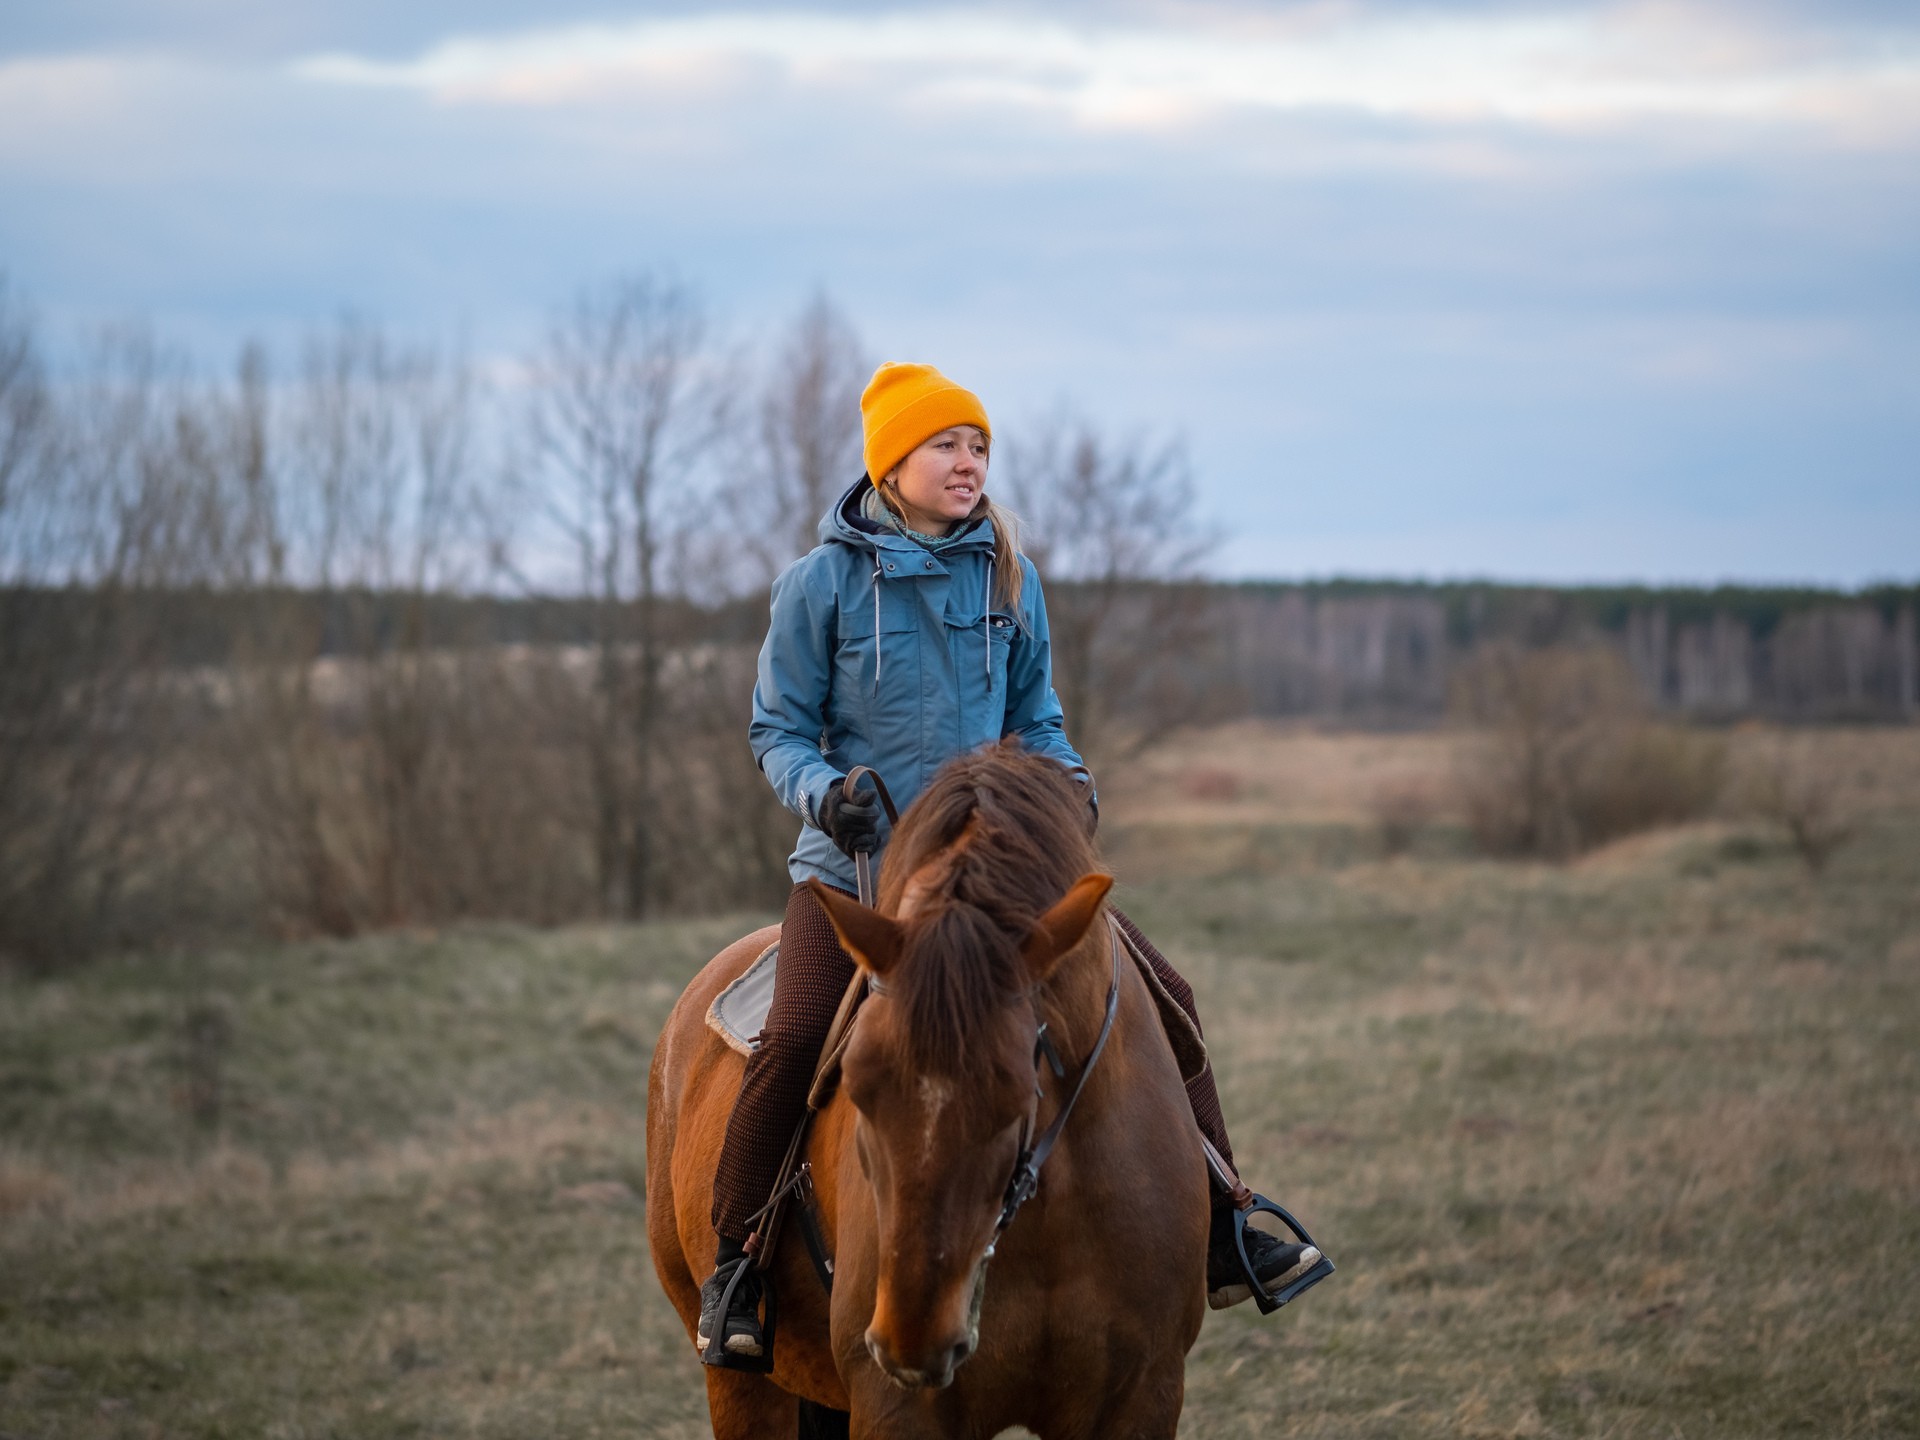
2;0;1915;584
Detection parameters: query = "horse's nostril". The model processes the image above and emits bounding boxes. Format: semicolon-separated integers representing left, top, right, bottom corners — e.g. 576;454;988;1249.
950;1336;973;1367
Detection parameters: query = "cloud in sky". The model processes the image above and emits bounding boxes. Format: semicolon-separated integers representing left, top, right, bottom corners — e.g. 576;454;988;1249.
0;0;1916;583
290;5;1920;142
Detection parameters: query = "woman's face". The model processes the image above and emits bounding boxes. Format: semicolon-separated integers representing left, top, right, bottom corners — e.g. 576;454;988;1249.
886;426;988;534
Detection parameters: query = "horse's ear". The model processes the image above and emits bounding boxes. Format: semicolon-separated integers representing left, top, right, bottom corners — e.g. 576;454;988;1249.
1022;873;1115;979
805;879;904;978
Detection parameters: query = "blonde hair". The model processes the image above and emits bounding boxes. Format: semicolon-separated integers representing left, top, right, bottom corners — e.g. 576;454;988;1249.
875;477;1025;613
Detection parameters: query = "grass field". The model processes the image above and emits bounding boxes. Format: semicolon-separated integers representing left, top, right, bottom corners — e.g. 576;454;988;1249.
3;727;1918;1438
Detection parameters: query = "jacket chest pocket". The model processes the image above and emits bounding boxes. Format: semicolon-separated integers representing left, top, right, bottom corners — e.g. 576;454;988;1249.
947;609;1015;740
835;586;918;710
988;613;1016;672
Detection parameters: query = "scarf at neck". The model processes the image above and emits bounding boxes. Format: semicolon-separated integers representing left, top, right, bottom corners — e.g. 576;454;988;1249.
862;488;981;553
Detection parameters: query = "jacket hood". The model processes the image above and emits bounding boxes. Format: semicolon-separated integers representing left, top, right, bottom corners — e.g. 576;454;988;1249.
818;476;996;555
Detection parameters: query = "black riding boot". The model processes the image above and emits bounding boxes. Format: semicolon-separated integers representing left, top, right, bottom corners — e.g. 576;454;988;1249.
697;1237;767;1362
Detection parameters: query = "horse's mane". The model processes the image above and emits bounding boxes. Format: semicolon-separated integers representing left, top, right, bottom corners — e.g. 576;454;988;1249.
875;741;1101;1075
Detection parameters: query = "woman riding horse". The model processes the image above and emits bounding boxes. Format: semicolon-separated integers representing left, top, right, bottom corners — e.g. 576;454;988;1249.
700;362;1318;1361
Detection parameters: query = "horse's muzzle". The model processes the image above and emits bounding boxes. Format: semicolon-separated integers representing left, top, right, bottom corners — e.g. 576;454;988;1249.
865;1327;971;1390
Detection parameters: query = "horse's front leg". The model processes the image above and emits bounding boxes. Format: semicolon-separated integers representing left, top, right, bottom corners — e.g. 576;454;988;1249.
1068;1359;1187;1440
703;1366;799;1440
843;1377;970;1440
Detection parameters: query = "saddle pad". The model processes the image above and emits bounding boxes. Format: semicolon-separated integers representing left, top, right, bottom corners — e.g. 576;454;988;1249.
1113;919;1211;1084
706;940;780;1056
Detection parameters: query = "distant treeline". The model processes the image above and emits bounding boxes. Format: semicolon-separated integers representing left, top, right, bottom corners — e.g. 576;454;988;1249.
10;575;1916;726
1207;579;1920;723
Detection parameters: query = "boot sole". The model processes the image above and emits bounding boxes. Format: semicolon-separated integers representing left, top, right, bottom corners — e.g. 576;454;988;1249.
695;1329;765;1358
1208;1245;1321;1310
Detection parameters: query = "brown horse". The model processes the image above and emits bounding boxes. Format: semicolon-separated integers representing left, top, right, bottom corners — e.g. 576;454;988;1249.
647;743;1211;1439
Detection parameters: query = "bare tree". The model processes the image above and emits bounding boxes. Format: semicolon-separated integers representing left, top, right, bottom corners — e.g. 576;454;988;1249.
999;412;1219;762
0;314;223;968
210;323;553;935
526;276;715;918
716;293;870;590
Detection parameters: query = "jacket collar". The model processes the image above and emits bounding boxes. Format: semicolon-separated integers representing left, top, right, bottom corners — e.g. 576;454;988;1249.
820;477;996;557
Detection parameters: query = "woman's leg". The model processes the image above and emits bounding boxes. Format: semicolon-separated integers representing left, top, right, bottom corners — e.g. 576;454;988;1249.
1108;906;1235;1169
711;882;858;1243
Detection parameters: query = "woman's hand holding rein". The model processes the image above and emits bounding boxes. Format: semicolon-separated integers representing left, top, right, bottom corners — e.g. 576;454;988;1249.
820;780;882;856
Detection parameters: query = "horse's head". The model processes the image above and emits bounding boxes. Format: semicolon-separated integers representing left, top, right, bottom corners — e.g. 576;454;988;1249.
805;741;1111;1391
810;869;1112;1391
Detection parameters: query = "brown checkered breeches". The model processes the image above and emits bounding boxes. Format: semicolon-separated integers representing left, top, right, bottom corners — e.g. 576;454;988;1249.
710;883;1239;1241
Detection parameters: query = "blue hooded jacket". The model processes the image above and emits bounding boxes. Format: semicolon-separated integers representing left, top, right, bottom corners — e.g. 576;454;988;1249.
750;479;1088;892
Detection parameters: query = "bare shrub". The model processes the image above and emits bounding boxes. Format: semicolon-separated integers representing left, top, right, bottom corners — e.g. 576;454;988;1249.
0;307;228;970
1452;644;1724;858
1372;780;1440;856
208;325;564;936
647;643;794;913
1738;732;1854;874
1570;722;1726;846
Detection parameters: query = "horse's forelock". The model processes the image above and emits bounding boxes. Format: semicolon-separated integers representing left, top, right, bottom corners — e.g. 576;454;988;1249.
876;743;1101;1075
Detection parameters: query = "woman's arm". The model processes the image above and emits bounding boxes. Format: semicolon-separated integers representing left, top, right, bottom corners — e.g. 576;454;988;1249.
1003;558;1090;780
749;557;845;828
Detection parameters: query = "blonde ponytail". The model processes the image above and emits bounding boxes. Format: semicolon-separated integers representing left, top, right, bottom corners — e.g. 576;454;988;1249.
985;500;1024;614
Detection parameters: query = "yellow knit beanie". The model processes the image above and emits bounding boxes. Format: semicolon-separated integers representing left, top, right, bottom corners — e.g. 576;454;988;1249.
860;362;991;485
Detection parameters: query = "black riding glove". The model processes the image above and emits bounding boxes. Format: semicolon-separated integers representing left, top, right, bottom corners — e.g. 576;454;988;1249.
819;781;882;856
1073;768;1100;837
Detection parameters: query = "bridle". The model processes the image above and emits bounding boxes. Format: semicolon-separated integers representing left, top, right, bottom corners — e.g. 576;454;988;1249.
990;920;1121;1248
841;767;1123;1260
863;914;1121;1261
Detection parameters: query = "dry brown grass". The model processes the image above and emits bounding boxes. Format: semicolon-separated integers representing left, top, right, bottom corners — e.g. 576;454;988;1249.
1106;721;1468;828
2;725;1917;1436
1106;718;1920;835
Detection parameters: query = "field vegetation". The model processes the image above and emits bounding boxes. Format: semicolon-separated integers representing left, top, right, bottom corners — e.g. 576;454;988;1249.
4;724;1917;1437
3;271;1914;975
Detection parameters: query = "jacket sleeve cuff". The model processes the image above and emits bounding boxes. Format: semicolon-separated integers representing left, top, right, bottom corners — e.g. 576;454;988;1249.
796;770;848;829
